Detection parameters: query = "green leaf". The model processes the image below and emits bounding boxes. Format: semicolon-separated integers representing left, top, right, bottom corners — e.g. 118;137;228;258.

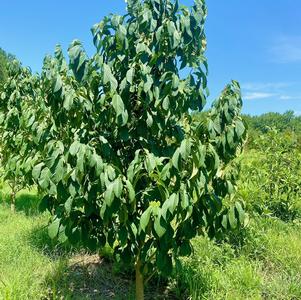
162;193;179;219
172;148;181;170
235;119;245;138
69;141;81;156
113;177;123;198
48;218;60;239
112;94;128;125
235;202;245;224
64;197;73;214
103;63;118;91
63;92;74;110
68;40;87;82
227;128;234;147
54;158;65;183
130;223;138;237
145;152;157;173
221;214;228;229
144;75;153;93
167;21;175;36
125;180;135;203
154;215;166;238
91;153;103;176
54;76;63;93
228;206;237;229
126;67;134;84
161;163;171;180
76;151;85;174
32;163;44;180
39;168;51;189
68;40;81;61
112;94;124;115
146;111;153;127
162;97;170;111
104;184;114;207
173;30;181;48
179;139;191;160
140;207;152;232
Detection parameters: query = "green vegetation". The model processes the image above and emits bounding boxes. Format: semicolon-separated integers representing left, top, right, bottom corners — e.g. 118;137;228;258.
1;119;301;299
0;63;37;212
0;192;55;299
0;48;14;84
1;177;301;299
0;1;301;299
179;217;301;300
238;131;301;221
243;110;301;133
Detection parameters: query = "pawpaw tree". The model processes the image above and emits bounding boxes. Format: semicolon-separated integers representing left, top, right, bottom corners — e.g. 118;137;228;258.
1;0;247;298
0;61;43;211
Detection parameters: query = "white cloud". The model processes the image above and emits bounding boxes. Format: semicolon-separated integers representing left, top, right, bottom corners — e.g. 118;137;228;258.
242;81;301;101
244;92;277;100
279;95;293;100
269;35;301;63
279;95;296;100
242;82;293;91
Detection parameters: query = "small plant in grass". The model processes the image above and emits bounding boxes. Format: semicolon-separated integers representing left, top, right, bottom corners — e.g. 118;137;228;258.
0;62;41;211
2;0;246;298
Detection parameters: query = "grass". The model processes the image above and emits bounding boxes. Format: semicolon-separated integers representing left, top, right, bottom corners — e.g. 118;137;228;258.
1;168;301;299
0;203;56;299
175;217;301;299
0;191;135;300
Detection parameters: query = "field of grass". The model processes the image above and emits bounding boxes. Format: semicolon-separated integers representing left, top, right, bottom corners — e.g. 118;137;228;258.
0;193;56;300
1;182;301;299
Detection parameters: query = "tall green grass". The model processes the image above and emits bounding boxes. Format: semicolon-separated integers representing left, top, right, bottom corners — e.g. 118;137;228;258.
0;206;58;299
174;217;301;299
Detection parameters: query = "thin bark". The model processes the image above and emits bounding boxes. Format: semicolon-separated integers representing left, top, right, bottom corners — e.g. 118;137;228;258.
135;259;144;300
10;191;16;212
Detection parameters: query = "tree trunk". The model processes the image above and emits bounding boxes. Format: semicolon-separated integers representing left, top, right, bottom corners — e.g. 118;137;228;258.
135;259;144;300
10;192;16;212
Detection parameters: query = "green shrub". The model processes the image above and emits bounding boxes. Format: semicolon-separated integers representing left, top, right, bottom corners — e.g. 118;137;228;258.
239;129;301;221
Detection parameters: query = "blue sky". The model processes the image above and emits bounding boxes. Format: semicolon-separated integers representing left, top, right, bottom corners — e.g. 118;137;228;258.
0;0;300;115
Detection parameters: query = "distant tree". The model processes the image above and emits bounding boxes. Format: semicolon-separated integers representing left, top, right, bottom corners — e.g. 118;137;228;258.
0;48;15;84
243;111;301;133
0;61;38;211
